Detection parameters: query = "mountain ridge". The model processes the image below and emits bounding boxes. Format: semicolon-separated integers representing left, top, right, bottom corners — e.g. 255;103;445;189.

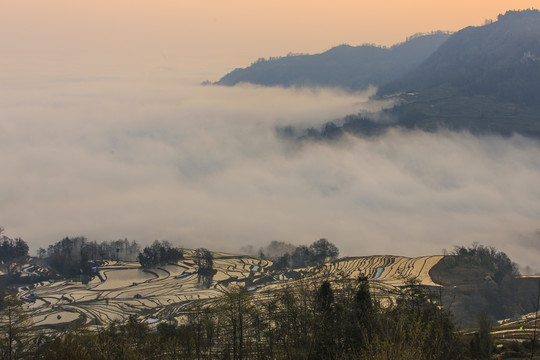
279;9;540;140
214;32;451;90
378;9;540;106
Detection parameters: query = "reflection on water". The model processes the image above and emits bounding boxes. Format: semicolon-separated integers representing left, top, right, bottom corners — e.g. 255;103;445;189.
197;270;215;289
34;311;80;326
95;269;156;290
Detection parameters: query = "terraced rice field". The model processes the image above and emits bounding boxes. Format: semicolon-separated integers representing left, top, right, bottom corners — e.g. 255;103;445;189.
264;255;443;306
16;251;443;329
489;311;540;343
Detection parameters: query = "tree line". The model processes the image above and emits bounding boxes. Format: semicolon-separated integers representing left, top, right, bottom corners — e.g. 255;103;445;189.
3;274;539;359
137;241;183;268
1;275;474;360
260;238;339;270
0;227;29;264
431;243;527;327
42;237;141;278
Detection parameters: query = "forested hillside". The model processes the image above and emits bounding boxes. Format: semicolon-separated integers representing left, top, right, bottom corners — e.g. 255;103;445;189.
379;10;540;107
251;10;540;140
215;32;450;90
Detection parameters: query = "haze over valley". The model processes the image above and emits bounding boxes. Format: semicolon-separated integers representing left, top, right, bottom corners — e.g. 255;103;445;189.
2;5;540;272
2;73;540;271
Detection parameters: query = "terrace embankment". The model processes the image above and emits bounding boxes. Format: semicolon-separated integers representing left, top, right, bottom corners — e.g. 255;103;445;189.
15;252;445;330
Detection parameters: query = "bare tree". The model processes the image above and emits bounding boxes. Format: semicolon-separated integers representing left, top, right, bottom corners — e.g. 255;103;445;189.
531;278;540;360
0;294;33;360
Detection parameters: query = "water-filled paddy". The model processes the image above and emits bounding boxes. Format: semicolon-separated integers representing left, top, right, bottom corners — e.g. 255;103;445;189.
14;252;443;330
95;269;157;290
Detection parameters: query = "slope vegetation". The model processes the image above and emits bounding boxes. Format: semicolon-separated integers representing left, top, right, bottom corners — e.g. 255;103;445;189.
371;9;540;138
215;33;450;90
380;10;540;106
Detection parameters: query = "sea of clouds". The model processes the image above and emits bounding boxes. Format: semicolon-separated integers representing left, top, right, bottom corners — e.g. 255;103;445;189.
1;73;539;272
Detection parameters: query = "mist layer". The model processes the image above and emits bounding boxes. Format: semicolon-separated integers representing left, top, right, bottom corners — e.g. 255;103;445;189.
1;74;539;270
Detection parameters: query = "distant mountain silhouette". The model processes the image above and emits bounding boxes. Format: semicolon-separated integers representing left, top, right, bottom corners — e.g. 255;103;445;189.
293;10;540;140
215;33;450;90
379;9;540;107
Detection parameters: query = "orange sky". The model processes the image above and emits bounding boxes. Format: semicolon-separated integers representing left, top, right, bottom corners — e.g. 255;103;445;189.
1;0;538;78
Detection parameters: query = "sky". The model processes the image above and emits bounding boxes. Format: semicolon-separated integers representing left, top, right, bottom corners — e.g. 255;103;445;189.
1;1;540;271
2;0;539;78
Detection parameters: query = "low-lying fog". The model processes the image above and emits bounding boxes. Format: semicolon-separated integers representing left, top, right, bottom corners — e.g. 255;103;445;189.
2;72;539;272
